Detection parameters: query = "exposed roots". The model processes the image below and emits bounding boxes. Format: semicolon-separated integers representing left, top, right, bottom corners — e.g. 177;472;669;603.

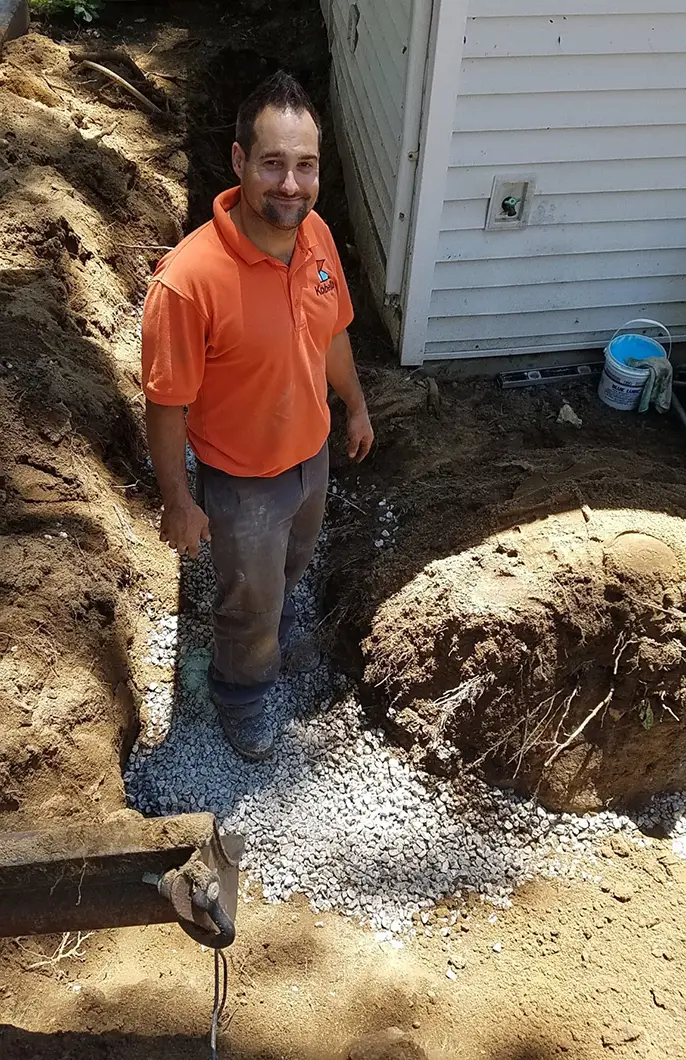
431;676;492;747
544;688;614;768
17;931;93;970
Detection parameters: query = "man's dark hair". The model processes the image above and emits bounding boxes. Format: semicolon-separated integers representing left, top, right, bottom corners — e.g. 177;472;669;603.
236;71;322;158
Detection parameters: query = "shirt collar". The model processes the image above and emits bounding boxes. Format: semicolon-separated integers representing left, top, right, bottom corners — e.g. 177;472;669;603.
213;186;318;265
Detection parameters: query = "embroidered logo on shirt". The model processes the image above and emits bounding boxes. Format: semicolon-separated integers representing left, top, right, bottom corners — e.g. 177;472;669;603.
315;259;335;296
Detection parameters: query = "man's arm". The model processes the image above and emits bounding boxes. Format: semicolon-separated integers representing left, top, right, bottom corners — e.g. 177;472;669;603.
145;399;210;558
326;329;374;462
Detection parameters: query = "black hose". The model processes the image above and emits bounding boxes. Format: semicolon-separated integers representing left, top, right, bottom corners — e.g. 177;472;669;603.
211;948;228;1060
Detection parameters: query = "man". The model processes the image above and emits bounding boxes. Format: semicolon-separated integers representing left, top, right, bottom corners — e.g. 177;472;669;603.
141;72;373;763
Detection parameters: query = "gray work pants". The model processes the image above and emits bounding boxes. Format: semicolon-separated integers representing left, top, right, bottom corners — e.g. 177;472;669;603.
195;444;328;719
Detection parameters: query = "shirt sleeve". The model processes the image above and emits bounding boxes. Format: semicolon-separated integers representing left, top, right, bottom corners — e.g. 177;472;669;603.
141;279;209;406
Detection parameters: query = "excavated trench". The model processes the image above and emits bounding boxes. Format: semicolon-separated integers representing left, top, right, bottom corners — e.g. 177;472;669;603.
2;0;686;846
3;10;686;1060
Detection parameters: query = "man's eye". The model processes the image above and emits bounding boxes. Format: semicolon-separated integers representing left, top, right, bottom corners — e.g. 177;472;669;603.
299;162;313;170
265;160;280;168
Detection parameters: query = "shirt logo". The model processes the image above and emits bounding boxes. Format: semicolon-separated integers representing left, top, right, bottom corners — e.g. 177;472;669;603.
315;259;335;296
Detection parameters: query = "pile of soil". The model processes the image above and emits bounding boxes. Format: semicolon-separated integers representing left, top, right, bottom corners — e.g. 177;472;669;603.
0;29;187;828
327;373;686;813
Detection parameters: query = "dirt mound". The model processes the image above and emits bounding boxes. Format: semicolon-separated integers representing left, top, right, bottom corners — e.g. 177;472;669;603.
0;31;187;827
366;505;686;813
327;373;686;813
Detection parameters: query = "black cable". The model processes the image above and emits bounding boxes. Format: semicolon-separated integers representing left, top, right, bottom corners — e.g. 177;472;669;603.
210;948;229;1060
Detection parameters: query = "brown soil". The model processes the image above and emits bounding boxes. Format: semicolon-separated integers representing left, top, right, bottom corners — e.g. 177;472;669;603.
1;5;686;1060
0;26;184;829
2;845;686;1060
327;372;686;813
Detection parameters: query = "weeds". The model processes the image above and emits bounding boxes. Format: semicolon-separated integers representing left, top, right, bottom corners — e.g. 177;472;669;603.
29;0;103;22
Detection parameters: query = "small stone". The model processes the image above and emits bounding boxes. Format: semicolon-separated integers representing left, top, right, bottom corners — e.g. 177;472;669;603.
612;883;634;903
601;1023;642;1047
492;942;503;953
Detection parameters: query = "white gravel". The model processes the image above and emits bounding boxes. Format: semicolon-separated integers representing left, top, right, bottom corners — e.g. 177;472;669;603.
125;463;686;932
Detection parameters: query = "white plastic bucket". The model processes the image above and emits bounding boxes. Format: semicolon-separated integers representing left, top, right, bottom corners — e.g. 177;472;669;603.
598;318;672;411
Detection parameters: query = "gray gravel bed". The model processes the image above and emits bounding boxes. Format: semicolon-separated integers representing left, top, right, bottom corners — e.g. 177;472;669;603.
125;469;686;932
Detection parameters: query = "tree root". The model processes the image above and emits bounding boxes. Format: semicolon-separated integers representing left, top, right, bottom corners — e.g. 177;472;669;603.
78;60;163;116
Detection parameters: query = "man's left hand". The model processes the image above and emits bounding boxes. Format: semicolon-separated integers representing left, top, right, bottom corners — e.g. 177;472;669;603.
346;407;374;462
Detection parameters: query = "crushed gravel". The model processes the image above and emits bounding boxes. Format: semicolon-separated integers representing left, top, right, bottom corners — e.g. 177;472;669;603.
125;461;686;933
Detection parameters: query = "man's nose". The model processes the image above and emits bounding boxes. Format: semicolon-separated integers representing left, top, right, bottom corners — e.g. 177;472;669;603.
280;169;299;195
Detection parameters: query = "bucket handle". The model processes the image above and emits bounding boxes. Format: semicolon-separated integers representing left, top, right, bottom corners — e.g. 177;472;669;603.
610;318;673;360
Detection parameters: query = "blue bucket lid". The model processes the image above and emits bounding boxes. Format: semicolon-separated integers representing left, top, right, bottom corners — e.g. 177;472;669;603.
607;332;667;366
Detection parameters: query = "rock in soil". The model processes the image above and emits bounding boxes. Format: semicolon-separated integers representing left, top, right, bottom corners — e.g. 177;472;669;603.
601;1022;643;1047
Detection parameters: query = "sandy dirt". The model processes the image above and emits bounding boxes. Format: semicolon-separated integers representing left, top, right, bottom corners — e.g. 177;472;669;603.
1;4;686;1059
2;844;686;1060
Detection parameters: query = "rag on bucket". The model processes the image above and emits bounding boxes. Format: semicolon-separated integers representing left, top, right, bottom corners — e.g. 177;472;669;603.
626;356;673;414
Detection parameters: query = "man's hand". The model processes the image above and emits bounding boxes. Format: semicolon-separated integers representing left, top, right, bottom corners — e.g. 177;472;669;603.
160;499;211;559
347;406;374;462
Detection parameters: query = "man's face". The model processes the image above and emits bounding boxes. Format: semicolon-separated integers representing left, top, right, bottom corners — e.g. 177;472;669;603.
232;105;320;231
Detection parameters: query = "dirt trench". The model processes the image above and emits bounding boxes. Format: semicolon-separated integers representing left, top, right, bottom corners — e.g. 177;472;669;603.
1;5;686;1060
0;0;348;831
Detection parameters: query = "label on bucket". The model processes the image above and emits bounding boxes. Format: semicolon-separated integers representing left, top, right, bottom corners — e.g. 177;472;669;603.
598;366;643;411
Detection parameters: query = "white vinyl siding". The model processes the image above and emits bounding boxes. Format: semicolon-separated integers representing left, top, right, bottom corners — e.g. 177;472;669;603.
424;4;686;360
325;0;412;256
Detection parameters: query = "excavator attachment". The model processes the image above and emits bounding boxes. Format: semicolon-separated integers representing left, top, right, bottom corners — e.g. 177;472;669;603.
0;812;243;949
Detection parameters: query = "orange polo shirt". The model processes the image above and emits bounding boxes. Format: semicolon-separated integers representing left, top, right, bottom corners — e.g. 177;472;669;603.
141;187;354;478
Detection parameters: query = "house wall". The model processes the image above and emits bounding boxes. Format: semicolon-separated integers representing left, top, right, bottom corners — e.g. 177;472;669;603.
421;1;686;361
322;0;413;334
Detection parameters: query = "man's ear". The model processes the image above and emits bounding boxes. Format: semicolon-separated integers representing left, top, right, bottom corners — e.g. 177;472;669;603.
232;142;245;180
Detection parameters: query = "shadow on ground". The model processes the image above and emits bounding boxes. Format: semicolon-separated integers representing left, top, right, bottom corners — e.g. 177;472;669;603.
0;1024;565;1060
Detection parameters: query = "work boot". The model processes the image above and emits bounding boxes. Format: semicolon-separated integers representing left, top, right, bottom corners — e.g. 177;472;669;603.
207;664;275;762
215;706;275;763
